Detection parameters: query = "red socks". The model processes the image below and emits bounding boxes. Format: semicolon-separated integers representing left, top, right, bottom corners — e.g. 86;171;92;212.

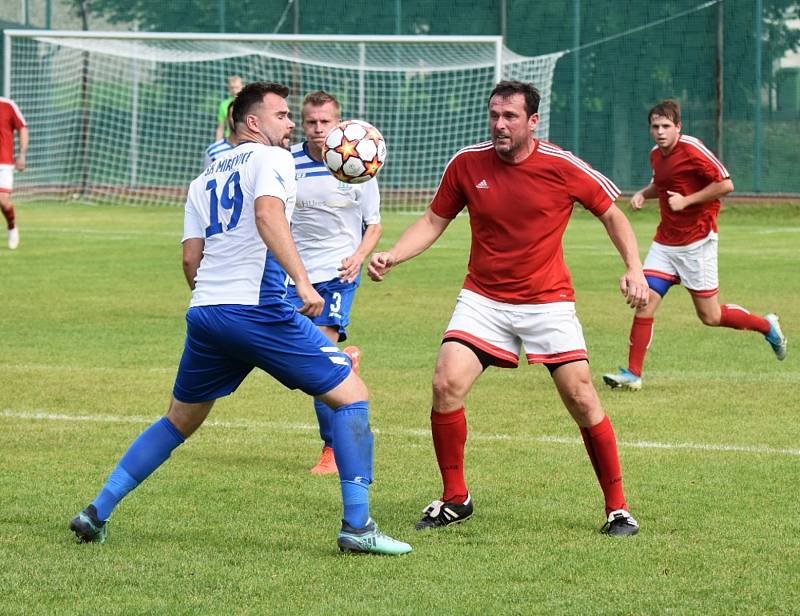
1;203;15;230
580;415;627;514
627;316;654;377
431;407;468;504
720;304;770;335
432;407;627;513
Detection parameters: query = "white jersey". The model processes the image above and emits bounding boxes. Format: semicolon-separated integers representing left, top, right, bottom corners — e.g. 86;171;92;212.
289;142;380;284
183;141;297;307
203;137;235;169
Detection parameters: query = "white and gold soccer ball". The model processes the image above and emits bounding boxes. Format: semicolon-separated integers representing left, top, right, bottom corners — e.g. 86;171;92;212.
322;119;387;184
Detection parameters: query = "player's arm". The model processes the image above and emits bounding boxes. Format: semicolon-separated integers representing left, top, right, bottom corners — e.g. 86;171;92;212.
214;123;224;141
368;208;451;281
255;195;324;317
666;178;733;212
630;182;657;210
182;238;204;290
598;204;649;309
339;222;382;283
15;126;28;172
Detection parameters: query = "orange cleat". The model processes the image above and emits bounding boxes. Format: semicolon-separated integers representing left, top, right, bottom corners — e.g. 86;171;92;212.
310;446;338;475
343;345;361;374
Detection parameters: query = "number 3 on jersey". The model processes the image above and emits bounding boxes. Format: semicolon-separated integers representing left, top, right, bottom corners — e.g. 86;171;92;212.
205;171;243;237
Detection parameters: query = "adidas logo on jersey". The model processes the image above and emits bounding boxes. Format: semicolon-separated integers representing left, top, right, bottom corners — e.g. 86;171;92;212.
475;179;489;189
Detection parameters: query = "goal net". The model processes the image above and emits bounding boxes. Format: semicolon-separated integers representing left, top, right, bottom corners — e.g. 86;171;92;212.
4;31;563;209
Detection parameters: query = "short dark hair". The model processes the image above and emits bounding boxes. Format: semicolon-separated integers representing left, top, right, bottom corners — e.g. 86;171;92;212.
231;81;290;128
302;90;341;120
648;100;681;125
489;80;541;117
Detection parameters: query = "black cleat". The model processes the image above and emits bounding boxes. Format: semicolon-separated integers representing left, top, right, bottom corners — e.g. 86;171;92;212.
69;504;108;544
415;494;473;530
601;509;639;537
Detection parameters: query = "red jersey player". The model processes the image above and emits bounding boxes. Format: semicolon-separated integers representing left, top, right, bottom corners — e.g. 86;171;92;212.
368;80;648;537
603;100;787;392
0;96;27;250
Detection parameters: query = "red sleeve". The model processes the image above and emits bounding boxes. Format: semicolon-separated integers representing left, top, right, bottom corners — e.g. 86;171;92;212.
6;100;26;129
687;141;728;183
562;154;621;216
430;154;467;219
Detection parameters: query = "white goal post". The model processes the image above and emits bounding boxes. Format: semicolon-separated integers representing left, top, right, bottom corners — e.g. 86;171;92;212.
4;30;563;208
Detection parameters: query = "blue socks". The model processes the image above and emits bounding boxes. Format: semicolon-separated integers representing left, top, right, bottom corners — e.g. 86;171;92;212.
332;401;373;528
314;398;334;448
92;416;185;521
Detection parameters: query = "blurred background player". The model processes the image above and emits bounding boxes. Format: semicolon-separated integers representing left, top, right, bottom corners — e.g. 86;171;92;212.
603;100;787;392
204;105;238;168
214;75;244;141
288;91;382;475
69;81;410;556
369;80;648;536
0;96;28;250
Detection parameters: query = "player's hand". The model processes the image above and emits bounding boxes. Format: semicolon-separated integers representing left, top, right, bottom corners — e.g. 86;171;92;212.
619;268;649;309
295;281;325;317
338;255;363;284
666;190;689;211
630;191;645;210
368;251;396;282
14;154;25;172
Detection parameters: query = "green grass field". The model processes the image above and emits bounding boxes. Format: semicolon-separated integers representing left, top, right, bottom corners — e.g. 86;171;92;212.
1;201;798;614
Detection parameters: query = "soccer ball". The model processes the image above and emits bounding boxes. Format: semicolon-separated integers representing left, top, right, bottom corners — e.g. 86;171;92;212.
322;119;387;184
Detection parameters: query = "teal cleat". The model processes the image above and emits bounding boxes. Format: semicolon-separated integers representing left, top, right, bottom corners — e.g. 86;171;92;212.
69;505;108;544
602;367;642;391
337;519;412;555
764;314;787;361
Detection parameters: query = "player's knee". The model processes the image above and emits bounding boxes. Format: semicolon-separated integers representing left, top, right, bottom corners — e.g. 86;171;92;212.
431;370;467;407
697;308;721;326
323;371;368;408
561;382;600;420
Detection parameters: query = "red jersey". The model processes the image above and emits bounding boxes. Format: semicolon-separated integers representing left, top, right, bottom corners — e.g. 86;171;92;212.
0;97;26;165
650;135;729;246
430;139;619;304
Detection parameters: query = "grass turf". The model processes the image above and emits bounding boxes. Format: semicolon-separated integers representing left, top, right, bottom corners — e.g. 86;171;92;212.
0;201;798;614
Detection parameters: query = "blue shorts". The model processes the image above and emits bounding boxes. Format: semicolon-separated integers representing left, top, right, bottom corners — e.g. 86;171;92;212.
285;277;359;342
172;302;351;404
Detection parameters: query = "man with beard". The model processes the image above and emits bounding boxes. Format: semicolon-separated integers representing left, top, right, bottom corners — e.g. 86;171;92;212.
369;80;647;537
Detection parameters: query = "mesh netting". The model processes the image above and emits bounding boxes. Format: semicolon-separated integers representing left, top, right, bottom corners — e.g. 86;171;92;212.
7;34;561;208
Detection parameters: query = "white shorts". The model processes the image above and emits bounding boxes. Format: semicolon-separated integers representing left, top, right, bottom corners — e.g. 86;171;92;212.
442;289;588;368
643;232;719;297
0;166;13;192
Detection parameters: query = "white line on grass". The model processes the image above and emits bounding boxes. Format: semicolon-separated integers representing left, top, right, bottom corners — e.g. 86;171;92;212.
2;409;798;457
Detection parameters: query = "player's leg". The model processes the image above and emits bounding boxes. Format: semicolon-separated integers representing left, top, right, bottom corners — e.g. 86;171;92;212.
416;290;519;530
289;279;361;473
684;234;786;359
604;242;677;390
551;361;638;536
429;340;484;499
692;294;786;360
411;341;485;530
309;324;341;474
247;304;409;554
0;183;19;250
69;305;251;544
69;398;215;543
520;303;637;535
315;368;410;554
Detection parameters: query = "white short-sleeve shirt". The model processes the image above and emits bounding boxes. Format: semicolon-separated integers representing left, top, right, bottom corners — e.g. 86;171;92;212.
183;141;297;307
